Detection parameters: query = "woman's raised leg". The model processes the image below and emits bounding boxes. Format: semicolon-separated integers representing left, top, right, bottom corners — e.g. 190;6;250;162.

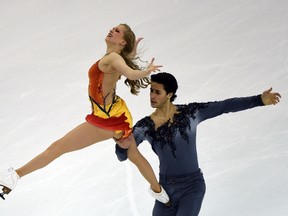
126;135;160;192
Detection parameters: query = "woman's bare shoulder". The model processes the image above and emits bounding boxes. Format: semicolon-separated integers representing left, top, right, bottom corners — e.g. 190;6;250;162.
104;52;123;61
99;52;124;74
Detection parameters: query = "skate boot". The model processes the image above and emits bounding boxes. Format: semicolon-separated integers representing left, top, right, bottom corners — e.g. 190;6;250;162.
149;185;171;206
0;167;20;200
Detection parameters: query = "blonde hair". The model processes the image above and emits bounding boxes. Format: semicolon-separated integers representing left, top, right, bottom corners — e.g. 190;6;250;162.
120;24;150;95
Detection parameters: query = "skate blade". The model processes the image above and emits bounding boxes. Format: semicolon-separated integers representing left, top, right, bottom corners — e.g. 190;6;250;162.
0;186;12;200
0;193;5;200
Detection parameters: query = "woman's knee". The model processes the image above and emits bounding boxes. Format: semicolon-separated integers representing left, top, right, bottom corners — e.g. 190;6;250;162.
45;138;68;156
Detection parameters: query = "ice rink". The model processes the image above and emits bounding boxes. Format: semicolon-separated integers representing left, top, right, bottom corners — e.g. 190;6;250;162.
1;0;287;215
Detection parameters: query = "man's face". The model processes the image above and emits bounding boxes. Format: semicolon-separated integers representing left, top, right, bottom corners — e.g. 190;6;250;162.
150;82;170;108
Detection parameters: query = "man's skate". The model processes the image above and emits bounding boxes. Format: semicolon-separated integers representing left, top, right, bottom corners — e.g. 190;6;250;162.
0;167;20;200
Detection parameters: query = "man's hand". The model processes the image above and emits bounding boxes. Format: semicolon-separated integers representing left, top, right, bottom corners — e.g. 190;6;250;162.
261;87;281;105
114;133;134;149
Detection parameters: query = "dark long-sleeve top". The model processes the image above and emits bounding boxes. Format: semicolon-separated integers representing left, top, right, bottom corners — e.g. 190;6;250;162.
115;95;264;176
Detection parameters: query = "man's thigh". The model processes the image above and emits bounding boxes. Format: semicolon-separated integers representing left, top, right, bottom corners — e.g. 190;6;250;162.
177;190;205;216
152;201;176;216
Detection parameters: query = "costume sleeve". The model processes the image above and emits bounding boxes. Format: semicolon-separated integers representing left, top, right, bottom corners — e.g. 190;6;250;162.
115;123;146;162
196;95;264;123
115;144;128;162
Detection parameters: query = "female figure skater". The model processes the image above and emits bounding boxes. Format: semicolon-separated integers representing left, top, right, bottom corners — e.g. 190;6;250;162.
115;72;281;216
0;24;169;203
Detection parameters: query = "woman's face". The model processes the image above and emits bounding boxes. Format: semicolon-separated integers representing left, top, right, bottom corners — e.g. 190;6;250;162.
105;24;127;47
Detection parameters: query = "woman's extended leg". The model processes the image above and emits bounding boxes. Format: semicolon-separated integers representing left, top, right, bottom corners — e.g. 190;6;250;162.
16;122;115;178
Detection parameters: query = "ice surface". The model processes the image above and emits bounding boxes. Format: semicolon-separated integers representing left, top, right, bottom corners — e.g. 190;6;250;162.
1;0;287;215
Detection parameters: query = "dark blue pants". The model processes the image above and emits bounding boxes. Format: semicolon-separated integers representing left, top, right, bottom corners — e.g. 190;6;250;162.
153;169;206;216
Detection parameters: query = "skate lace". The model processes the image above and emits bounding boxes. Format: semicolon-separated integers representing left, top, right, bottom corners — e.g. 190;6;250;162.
0;167;14;176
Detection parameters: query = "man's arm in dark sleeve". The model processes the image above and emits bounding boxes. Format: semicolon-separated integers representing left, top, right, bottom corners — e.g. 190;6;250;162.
115;144;128;162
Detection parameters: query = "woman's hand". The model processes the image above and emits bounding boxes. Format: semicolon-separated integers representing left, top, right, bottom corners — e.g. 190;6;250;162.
261;87;281;105
146;58;162;75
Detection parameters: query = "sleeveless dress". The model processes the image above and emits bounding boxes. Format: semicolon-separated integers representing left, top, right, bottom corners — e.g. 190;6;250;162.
85;60;132;138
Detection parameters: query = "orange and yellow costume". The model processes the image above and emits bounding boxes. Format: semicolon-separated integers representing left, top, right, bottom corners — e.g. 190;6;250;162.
85;61;132;138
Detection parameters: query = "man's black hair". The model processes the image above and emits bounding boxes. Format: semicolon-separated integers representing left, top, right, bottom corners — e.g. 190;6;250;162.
151;72;178;102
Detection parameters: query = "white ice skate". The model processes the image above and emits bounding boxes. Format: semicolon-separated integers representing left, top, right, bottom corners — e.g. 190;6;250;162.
0;167;20;200
149;185;171;206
